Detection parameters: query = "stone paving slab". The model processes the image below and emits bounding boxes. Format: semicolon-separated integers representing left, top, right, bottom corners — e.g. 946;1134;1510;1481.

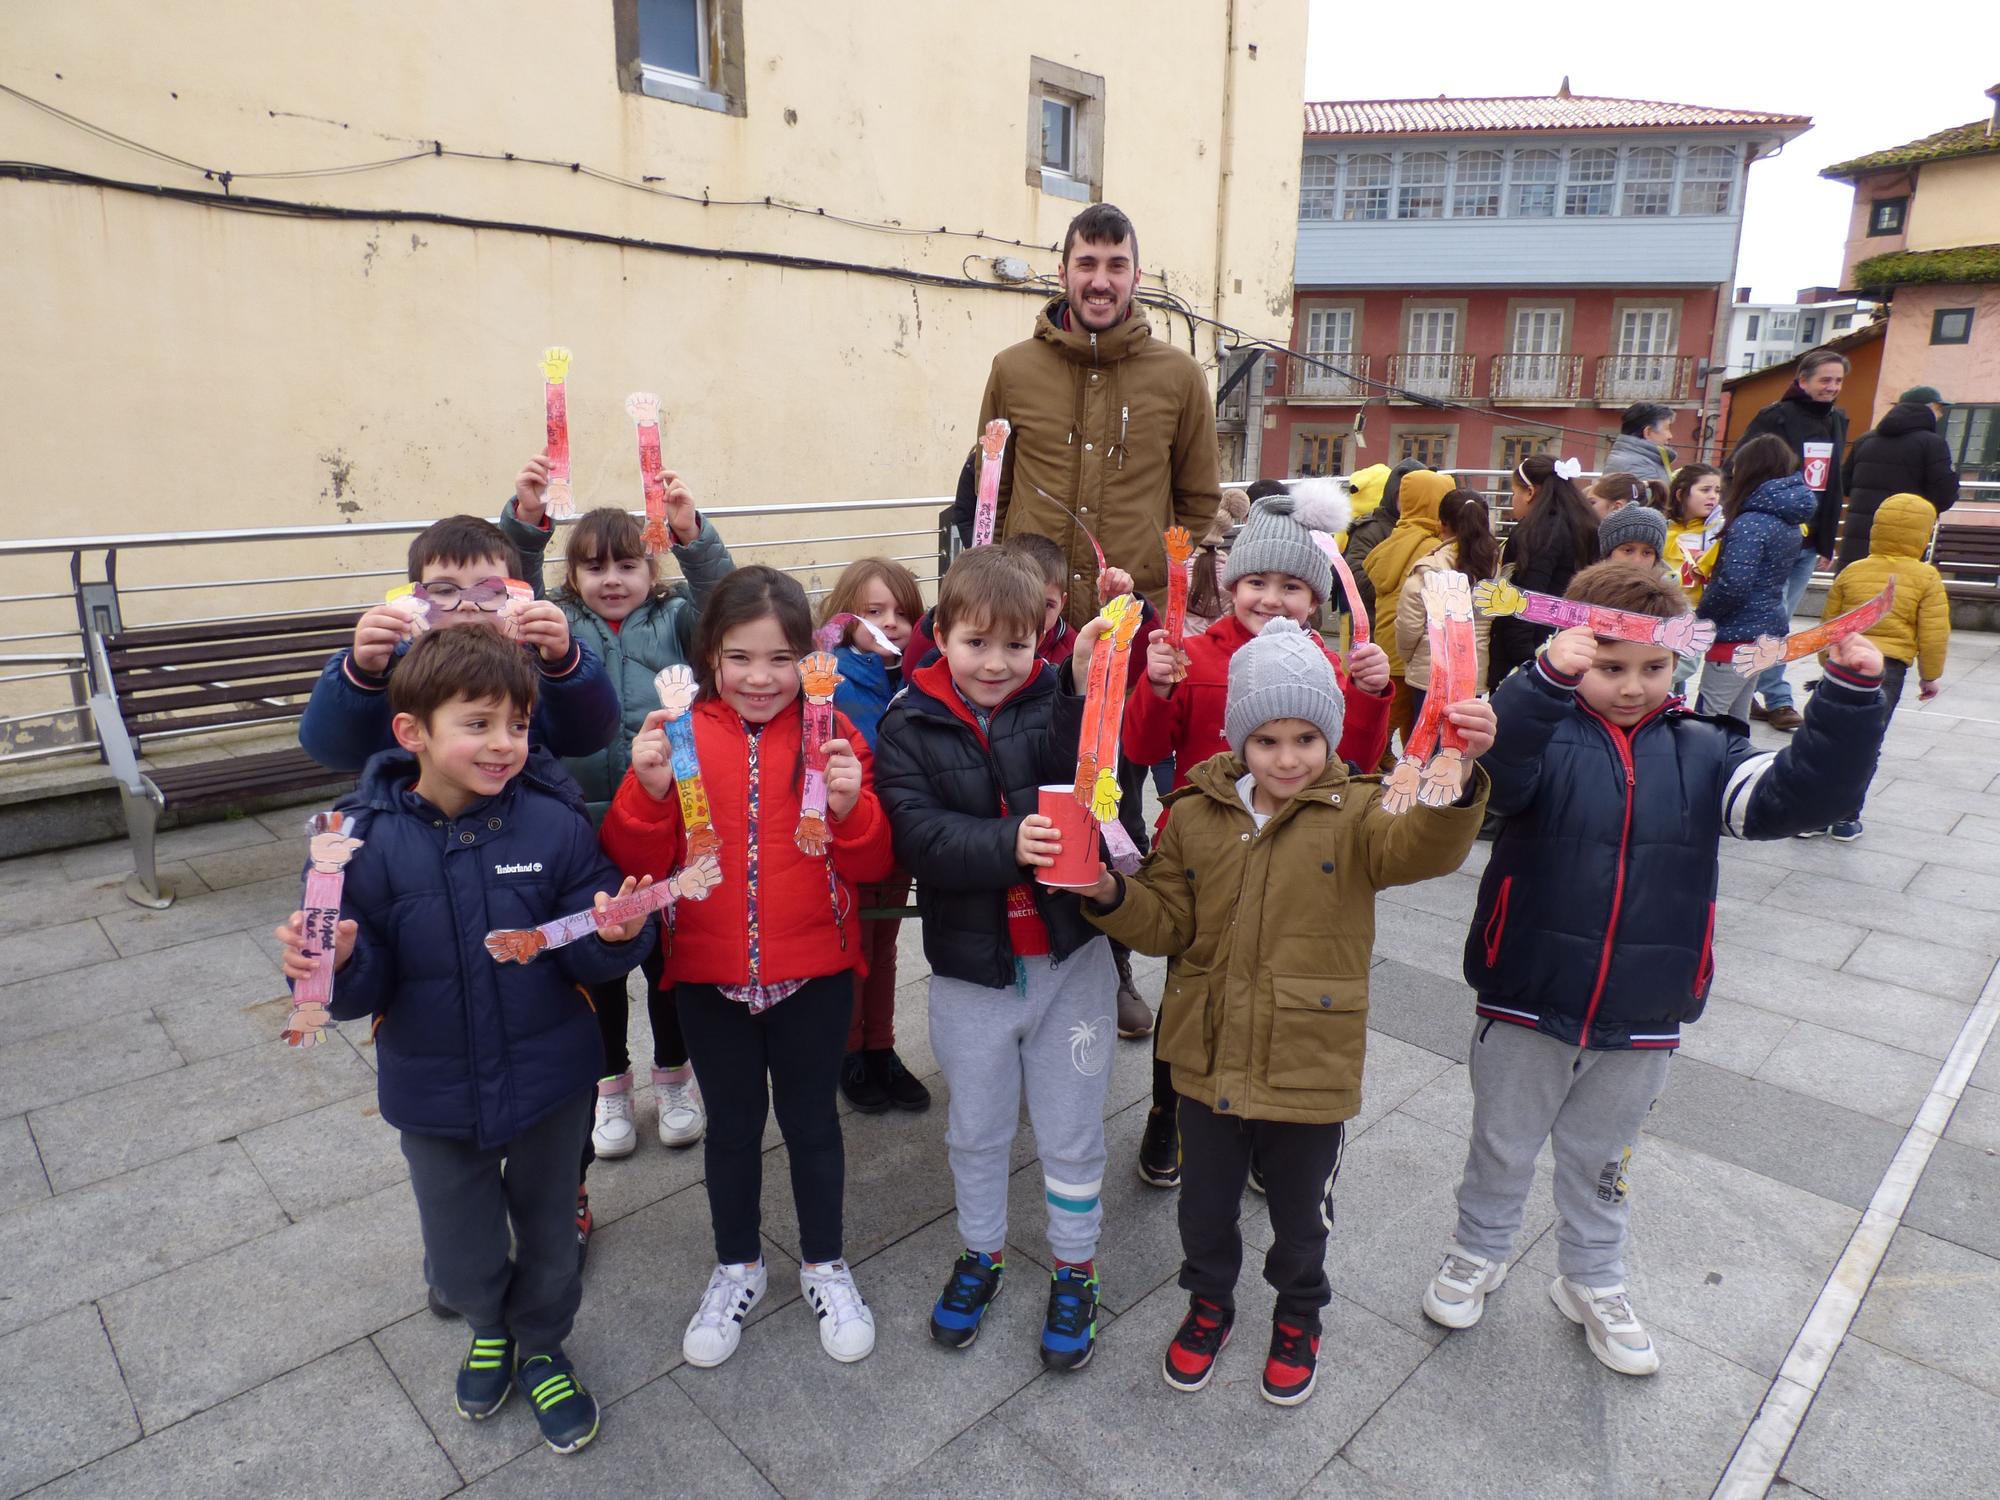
238;1092;409;1219
1674;996;1797;1077
1943;1083;2000;1153
1781;1335;2000;1500
1851;1225;2000;1401
876;1416;1080;1500
0;1010;182;1120
0;917;116;989
1901;1135;2000;1261
1705;941;1972;1060
0;861;209;942
53;813;278;883
0;1113;48;1214
0;1304;140;1500
1752;1021;1943;1127
1840;928;1996;1002
0;926;285;1051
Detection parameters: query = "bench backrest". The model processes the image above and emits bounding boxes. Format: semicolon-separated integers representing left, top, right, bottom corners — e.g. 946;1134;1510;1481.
94;611;361;748
1932;523;2000;590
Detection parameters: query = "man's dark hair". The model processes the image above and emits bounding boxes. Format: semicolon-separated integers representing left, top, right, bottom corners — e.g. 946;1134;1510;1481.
1566;560;1687;620
1062;203;1138;266
1245;478;1291;502
388;626;539;726
408;515;523;583
1620;402;1674;437
1797;349;1851;378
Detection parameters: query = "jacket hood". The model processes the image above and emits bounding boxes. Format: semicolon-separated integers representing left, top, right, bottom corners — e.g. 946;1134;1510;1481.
1347;463;1391;518
1742;473;1818;525
1869;493;1938;560
1607;432;1672;469
1875;402;1937;438
346;745;586;821
1033;296;1153;366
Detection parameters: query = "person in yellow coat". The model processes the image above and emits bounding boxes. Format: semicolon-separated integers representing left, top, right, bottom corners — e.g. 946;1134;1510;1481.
1363;470;1455;761
1803;492;1949;841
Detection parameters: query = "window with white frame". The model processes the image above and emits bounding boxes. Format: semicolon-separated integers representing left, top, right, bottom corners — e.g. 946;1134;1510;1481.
1770;309;1798;339
1305;306;1355;357
1622;147;1676;216
1564;148;1617;216
638;0;707;85
1453;150;1503;217
1679;146;1735;215
622;0;743;113
1397;152;1447;219
1512;307;1565;353
1407;307;1459;354
1299;155;1337;221
1511;150;1560;217
1745;313;1761;340
1026;58;1104;199
1041;95;1075;175
1801;314;1819;343
1832;313;1853;331
1344;154;1391;220
1618;307;1676;356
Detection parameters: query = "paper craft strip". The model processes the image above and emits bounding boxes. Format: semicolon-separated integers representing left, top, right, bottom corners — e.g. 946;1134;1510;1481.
384;582;431;635
1028;481;1109;576
626;392;671;556
1472;579;1715;661
653;666;720;859
540;347;575;520
484;857;722;964
1074;594;1143;822
1312;533;1372;646
1729;578;1895;676
1382;571;1478;816
796;651;843;856
1161;526;1194;680
971;419;1010;548
286;811;363;1047
813;612;902;657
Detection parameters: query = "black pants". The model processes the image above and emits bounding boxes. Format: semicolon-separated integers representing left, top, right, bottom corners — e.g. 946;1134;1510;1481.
588;944;685;1076
677;974;851;1265
1843;657;1907;820
1176;1097;1346;1327
402;1089;594;1350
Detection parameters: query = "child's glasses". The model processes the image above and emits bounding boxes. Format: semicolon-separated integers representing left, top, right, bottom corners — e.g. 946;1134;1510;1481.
410;577;512;613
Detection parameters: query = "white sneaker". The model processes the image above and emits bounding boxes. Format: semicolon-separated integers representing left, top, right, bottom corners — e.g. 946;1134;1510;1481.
800;1259;876;1363
591;1081;637;1159
656;1073;705;1148
682;1261;767;1368
1422;1247;1509;1329
1549;1276;1660;1376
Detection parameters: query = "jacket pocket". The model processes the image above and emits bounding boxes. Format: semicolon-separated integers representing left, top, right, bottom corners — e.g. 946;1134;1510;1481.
1266;976;1367;1092
1482;876;1514;967
1694;901;1717;998
1157;968;1217;1076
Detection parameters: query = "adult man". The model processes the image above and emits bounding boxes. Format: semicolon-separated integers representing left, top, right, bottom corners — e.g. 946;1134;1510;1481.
971;202;1222;1039
1606;404;1675;486
1838;386;1959;568
1737;349;1850;730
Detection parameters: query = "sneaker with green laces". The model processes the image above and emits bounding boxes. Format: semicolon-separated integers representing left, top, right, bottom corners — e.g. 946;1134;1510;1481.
453;1331;514;1420
1040;1266;1100;1371
516;1351;600;1454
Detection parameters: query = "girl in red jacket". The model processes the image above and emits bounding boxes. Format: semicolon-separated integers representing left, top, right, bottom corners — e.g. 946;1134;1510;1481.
602;566;894;1370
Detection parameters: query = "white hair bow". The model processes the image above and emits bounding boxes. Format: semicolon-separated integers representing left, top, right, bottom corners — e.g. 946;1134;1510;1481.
1553;457;1583;481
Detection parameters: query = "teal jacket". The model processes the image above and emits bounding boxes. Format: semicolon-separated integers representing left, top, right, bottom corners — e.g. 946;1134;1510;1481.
500;499;736;817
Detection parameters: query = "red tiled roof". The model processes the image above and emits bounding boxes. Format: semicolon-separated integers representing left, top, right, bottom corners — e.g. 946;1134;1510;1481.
1304;96;1811;139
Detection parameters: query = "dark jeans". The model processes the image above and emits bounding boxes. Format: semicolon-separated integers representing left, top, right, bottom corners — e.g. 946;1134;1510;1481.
588;944;684;1077
1176;1097;1346;1327
1843;657;1907;820
678;974;852;1265
403;1088;594;1350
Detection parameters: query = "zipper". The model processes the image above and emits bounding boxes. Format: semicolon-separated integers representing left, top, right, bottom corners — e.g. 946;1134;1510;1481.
1483;876;1513;967
1575;701;1666;1047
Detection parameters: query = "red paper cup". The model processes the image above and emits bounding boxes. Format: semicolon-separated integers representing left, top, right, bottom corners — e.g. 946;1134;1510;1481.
1036;784;1100;888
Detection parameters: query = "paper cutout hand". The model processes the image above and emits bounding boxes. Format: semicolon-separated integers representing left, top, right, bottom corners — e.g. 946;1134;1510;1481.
1381;758;1423;816
624;392;662;426
1472;579;1526;617
539;346;572;384
1730;637;1787;675
307;830;364;873
1419;748;1465;808
799;651;842;701
672;855;723;902
655;665;698;717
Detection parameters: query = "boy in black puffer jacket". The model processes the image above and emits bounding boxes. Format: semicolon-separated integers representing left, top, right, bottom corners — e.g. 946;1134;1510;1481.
1423;562;1887;1377
873;547;1117;1374
275;629;670;1456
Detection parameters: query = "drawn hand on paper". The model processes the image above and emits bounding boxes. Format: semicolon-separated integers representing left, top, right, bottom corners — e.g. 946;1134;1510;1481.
672;854;723;902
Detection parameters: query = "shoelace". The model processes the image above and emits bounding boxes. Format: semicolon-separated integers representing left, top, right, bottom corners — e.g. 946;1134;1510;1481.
1176;1302;1229;1355
599;1093;633;1125
808;1264;868;1327
659;1081;697;1119
464;1336;510;1372
939;1257;997;1314
1046;1276;1096;1338
1440;1253;1487;1288
691;1267;756;1332
1591;1290;1640;1330
521;1357;580;1413
1269;1323;1311;1368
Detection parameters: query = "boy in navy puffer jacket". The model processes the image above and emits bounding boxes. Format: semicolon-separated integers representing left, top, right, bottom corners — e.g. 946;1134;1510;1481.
275;629;668;1456
1422;563;1887;1377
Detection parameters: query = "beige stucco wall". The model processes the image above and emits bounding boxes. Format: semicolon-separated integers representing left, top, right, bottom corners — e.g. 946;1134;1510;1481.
1876;283;2000;419
1906;154;2000;253
0;0;1306;663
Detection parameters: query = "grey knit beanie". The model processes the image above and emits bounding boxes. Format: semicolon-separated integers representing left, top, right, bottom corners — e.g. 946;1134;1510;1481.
1598;503;1667;560
1220;484;1351;602
1224;618;1346;754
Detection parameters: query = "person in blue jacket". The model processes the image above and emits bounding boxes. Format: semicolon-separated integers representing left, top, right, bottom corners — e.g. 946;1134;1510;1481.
1421;561;1887;1378
275;628;665;1456
298;515;619;772
1694;436;1817;724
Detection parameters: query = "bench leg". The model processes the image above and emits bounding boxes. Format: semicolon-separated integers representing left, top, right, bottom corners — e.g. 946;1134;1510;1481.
118;783;174;909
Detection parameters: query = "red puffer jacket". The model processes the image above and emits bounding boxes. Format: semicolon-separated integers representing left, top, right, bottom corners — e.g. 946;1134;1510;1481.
601;697;895;985
1123;612;1392;823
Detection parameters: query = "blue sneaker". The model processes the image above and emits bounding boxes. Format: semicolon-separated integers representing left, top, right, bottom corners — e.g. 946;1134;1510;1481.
1041;1266;1100;1371
1830;819;1864;842
516;1352;599;1455
929;1250;1004;1349
453;1331;513;1420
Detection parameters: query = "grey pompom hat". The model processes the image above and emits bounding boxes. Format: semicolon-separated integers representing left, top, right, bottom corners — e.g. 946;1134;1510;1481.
1223;617;1345;754
1220;483;1351;602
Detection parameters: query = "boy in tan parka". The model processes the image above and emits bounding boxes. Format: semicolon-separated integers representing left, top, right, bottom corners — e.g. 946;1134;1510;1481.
1082;617;1493;1406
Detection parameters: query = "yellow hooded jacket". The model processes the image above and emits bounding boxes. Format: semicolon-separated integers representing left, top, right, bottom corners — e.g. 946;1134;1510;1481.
1822;493;1948;681
1363;470;1454;670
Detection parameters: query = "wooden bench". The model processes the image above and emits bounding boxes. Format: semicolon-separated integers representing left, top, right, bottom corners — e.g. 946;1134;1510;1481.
86;611;360;907
1934;520;2000;597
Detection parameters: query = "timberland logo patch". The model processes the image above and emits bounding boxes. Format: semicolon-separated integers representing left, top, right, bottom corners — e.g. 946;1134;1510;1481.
493;861;544;875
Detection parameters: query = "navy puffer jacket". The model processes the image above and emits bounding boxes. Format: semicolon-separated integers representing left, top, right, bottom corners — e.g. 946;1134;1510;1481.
1463;654;1885;1050
1696;475;1816;643
321;747;652;1147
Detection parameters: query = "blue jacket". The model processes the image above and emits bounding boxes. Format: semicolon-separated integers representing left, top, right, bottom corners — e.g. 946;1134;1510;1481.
1463;652;1885;1050
830;644;900;749
1696;475;1816;643
318;747;652;1147
297;635;620;774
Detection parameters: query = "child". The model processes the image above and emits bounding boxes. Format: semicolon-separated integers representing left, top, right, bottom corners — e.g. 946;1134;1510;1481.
1427;563;1887;1375
1584;472;1667;521
602;566;895;1367
1597;504;1667;571
1489;456;1600;691
872;547;1118;1371
1124;489;1394;1187
816;557;931;1113
1364;470;1458;758
298;515;618;772
1803;492;1948;840
1397;489;1498;724
274;628;658;1455
1083;618;1494;1406
1186;488;1251;635
1665;464;1723;602
1694;435;1816;724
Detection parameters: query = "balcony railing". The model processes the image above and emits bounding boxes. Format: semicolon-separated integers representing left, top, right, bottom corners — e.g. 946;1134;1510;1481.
1594;353;1696;402
1387;352;1476;400
1287;354;1371;401
1490;353;1584;402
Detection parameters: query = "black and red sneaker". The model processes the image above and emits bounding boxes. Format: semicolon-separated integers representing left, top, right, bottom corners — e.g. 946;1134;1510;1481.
1261;1319;1320;1406
575;1187;593;1273
1161;1296;1234;1392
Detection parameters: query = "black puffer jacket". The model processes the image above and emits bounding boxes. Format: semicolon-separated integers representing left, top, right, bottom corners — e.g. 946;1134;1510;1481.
1740;385;1850;557
1463;653;1886;1050
1837;403;1959;567
873;658;1102;989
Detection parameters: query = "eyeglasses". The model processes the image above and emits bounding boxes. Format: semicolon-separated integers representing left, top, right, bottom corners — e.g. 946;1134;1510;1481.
411;577;512;613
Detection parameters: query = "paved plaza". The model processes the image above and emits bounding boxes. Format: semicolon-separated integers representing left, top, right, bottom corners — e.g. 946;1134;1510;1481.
3;637;2000;1499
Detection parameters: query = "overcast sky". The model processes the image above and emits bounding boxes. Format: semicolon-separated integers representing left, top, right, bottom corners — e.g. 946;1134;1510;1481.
1301;0;1996;302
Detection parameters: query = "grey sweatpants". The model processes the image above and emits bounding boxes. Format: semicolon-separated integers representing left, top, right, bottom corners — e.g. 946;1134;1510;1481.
1451;1020;1671;1287
929;941;1117;1264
